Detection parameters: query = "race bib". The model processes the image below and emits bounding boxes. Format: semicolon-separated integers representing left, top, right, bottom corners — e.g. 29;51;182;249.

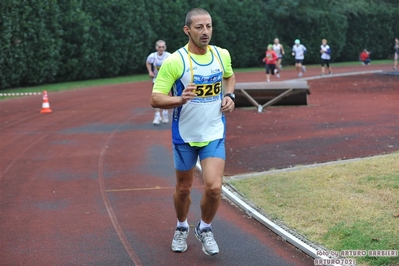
191;73;222;103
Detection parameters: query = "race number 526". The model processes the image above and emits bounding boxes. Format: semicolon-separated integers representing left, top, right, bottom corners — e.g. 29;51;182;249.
195;82;221;97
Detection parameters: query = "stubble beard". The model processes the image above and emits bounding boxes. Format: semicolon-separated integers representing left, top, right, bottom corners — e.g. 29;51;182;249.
193;35;211;52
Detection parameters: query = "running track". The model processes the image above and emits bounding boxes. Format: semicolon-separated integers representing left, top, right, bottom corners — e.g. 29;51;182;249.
0;64;397;265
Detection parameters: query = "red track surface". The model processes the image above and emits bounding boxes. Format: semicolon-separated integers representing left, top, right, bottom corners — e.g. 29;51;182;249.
0;64;397;265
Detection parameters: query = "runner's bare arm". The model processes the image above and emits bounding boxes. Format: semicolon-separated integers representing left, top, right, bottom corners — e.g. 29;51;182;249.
151;84;197;109
146;62;154;78
223;73;235;95
221;73;236;113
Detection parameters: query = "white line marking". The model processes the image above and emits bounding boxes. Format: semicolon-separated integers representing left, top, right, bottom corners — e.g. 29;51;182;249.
0;92;42;97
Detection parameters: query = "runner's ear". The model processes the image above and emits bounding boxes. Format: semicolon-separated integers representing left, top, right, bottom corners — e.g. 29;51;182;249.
183;26;190;37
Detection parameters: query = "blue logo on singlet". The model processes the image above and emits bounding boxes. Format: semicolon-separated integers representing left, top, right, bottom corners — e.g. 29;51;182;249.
193;73;222;84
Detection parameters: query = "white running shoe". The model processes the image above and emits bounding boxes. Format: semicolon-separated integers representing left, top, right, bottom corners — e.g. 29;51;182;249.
302;65;306;73
153;115;161;125
194;223;219;256
171;227;189;253
298;72;303;78
267;79;270;82
393;66;397;70
162;117;169;123
162;110;169;123
276;73;280;78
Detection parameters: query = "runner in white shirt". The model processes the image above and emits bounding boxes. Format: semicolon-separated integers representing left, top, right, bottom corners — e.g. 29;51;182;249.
292;39;307;77
320;39;332;75
273;38;285;73
146;40;171;125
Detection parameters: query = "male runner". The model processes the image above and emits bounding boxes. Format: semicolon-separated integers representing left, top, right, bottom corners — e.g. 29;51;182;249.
151;7;235;256
273;38;285;71
146;40;171;125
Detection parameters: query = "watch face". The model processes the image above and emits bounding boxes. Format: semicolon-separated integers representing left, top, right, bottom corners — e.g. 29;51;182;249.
226;93;235;99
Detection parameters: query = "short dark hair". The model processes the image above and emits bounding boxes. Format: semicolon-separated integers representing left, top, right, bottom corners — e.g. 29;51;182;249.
185;8;210;27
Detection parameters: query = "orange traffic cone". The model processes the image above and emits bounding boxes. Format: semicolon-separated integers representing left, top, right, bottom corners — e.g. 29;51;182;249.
40;90;52;114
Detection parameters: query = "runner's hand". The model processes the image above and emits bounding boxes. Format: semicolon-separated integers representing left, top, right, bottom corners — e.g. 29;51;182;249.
180;83;197;105
221;96;235;113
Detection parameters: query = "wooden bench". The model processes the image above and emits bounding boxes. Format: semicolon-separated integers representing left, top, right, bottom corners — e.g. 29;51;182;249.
234;80;310;112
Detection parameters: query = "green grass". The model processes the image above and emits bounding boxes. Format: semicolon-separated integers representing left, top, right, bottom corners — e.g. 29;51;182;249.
228;153;399;266
323;221;397;266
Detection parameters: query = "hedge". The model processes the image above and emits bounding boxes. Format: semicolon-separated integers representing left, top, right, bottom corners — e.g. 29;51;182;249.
0;0;398;89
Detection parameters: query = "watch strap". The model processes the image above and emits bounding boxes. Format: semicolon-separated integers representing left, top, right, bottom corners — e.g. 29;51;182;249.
224;93;235;102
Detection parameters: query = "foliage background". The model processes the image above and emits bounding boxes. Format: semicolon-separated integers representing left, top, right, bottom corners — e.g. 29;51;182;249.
1;0;398;89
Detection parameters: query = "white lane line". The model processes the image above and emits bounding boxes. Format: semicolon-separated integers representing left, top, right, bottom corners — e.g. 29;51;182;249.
0;92;42;96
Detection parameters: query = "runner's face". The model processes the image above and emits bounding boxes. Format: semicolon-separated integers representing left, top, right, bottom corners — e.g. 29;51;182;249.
187;14;212;48
156;42;165;55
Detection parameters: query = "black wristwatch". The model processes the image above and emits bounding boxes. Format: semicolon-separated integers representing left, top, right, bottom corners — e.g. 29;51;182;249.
224;93;235;103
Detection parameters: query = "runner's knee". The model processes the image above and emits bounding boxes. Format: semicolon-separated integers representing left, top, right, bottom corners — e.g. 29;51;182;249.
204;182;222;198
176;183;191;198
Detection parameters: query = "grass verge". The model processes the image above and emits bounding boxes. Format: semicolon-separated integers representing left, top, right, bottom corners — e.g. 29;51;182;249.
228;152;399;266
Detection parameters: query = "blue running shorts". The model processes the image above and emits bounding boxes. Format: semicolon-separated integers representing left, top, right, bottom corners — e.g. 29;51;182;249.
173;139;226;171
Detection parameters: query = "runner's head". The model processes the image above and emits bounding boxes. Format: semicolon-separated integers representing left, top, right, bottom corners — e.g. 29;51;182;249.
294;39;300;46
184;8;212;53
155;40;166;55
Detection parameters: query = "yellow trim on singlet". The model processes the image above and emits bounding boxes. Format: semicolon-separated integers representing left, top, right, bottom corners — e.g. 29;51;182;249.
186;45;223;83
152;45;233;95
